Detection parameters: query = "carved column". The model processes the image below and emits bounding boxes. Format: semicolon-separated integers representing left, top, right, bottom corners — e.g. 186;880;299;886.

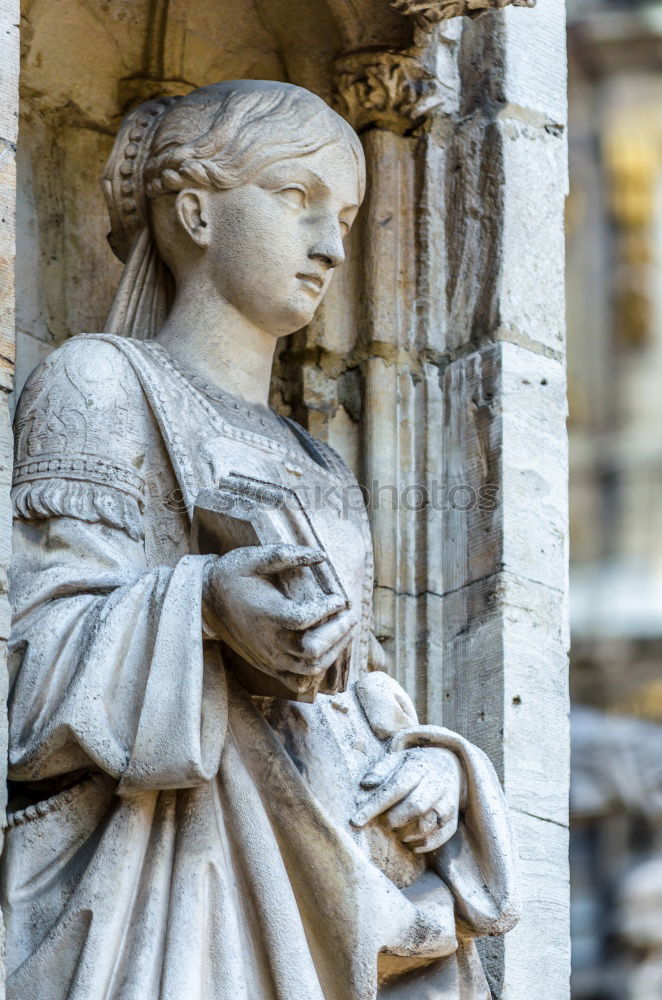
332;41;454;718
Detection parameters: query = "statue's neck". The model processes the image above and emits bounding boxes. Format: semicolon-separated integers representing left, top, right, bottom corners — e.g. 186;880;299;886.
155;279;278;408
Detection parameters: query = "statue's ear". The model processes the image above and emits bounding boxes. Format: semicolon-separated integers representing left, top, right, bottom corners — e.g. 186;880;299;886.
175;189;210;248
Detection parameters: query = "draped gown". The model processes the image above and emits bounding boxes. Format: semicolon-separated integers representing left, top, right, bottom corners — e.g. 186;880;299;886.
1;334;519;1000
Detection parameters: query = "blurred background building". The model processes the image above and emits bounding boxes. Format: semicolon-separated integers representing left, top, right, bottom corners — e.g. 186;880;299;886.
567;0;662;994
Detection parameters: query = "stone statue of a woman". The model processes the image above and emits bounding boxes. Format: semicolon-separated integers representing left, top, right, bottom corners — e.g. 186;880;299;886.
2;81;519;1000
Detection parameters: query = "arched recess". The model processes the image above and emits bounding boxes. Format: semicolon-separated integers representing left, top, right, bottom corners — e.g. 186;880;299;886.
17;0;345;377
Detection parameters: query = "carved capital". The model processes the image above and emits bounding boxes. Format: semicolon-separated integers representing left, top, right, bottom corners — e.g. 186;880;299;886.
389;0;534;22
335;50;441;133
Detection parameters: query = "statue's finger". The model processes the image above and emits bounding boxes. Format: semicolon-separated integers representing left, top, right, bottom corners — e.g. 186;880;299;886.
384;785;434;830
277;628;352;676
359;754;402;789
400;809;439;842
236;543;326;576
275;594;348;631
412;814;459;854
300;611;356;661
351;770;421;827
384;773;449;829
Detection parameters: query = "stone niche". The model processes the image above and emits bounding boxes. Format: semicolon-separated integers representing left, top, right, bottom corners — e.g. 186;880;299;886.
16;0;349;386
10;0;570;996
17;0;442;706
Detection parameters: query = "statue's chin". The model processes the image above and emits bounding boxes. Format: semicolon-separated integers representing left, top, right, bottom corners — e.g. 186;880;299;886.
267;296;322;337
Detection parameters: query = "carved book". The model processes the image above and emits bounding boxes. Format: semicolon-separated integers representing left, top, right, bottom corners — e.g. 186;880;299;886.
192;476;351;701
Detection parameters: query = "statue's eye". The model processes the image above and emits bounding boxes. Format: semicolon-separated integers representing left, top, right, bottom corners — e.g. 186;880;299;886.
339;219;351;239
276;186;307;209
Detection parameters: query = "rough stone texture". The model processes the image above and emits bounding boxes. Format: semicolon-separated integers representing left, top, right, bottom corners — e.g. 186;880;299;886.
446;118;567;356
460;3;567;126
441;344;567;597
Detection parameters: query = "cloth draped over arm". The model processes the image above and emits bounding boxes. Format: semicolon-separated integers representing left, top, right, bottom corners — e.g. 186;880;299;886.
8;339;226;792
354;672;521;941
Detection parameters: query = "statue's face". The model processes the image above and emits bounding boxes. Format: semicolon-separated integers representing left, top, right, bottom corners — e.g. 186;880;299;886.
200;141;361;337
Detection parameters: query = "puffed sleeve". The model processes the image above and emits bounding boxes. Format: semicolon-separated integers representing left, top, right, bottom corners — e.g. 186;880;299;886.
8;338;226;792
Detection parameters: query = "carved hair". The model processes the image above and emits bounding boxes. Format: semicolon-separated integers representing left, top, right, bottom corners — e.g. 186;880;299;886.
101;81;365;340
145;82;365;200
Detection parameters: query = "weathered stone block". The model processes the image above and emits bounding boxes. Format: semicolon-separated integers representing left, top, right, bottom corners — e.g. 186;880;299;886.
502;810;570;1000
498;119;567;353
442;342;567;595
501;0;567;126
441;570;569;825
460;0;567;126
446;118;567;354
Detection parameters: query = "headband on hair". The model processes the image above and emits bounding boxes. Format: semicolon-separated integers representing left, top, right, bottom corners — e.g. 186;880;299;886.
101;96;181;264
101;96;180;339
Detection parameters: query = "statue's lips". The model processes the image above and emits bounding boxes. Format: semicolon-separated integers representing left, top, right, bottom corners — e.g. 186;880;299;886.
296;272;325;293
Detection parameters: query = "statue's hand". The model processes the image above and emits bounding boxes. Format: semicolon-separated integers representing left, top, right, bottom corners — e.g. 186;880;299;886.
203;544;356;679
351;747;465;854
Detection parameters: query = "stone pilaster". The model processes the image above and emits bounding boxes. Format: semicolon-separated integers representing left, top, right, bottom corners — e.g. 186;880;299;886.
441;4;570;997
330;44;457;713
329;6;570;998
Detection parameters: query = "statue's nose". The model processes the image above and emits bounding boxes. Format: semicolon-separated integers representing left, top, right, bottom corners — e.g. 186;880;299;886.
309;225;345;269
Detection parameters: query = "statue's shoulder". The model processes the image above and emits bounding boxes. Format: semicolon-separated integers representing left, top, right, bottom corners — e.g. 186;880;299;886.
14;335;152;465
17;334;142;416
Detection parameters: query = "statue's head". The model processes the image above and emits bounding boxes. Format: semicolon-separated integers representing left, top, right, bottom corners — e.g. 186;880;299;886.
102;81;366;339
